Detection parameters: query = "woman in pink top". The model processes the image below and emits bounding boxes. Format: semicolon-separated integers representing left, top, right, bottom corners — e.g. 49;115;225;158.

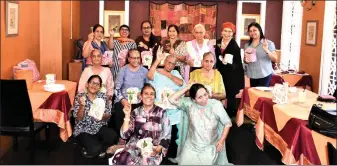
78;49;114;102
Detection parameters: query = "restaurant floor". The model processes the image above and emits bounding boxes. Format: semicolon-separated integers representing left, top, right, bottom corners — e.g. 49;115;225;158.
0;121;284;165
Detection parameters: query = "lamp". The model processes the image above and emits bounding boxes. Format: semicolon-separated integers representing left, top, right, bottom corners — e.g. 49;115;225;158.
301;0;316;11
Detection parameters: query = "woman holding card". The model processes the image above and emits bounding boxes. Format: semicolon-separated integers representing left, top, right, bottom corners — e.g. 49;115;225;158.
189;52;226;101
160;24;187;78
107;24;137;79
244;22;277;87
73;75;118;158
113;49;149;144
78;49;114;102
135;20;161;69
185;24;215;82
109;83;171;165
82;24;113;67
215;22;244;117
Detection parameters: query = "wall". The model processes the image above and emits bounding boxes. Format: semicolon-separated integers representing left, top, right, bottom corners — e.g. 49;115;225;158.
299;1;325;93
80;1;124;41
0;1;40;157
0;1;40;79
62;1;81;80
80;1;99;40
80;1;283;47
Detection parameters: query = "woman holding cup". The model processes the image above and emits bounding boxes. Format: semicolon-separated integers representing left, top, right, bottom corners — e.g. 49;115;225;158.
215;22;244;117
244;22;277;87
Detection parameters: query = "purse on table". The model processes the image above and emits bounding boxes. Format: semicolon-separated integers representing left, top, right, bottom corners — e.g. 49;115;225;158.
308;104;337;138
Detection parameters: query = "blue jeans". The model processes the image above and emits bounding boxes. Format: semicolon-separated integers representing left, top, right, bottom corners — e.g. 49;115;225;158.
250;74;272;87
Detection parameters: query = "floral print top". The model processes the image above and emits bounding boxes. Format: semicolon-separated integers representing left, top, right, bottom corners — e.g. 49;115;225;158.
72;92;111;137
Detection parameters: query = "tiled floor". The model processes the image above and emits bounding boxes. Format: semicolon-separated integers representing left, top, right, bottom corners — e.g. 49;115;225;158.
0;122;283;165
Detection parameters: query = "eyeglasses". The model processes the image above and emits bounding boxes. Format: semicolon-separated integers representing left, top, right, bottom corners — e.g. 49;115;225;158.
120;28;129;32
194;31;204;34
129;57;141;60
222;30;233;33
142;26;151;30
89;81;101;87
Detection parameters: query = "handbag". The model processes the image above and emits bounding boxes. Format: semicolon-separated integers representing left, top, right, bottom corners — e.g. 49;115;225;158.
308;104;337;138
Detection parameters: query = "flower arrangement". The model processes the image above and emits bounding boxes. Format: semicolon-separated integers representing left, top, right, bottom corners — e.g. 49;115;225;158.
136;137;154;157
127;87;139;104
88;98;106;120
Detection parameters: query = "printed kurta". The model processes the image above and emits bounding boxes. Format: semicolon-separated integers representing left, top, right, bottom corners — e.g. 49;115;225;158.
109;106;171;165
72;92;111;137
170;97;232;165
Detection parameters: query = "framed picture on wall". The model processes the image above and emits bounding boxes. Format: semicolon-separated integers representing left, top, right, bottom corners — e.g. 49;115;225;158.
240;14;260;40
103;10;125;37
6;1;19;36
305;20;318;46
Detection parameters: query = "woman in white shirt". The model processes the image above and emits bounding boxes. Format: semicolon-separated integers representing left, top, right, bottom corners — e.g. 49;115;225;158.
185;24;214;82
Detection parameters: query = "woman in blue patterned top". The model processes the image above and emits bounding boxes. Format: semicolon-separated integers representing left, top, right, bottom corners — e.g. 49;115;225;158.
112;49;149;145
73;75;118;158
244;22;278;87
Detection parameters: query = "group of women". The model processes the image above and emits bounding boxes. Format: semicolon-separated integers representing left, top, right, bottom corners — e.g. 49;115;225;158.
72;20;277;165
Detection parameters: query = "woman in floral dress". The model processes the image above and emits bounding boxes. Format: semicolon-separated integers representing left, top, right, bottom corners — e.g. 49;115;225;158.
109;83;171;165
168;83;232;165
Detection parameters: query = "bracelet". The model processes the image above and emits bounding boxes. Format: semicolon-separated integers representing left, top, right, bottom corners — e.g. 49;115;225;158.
124;118;130;122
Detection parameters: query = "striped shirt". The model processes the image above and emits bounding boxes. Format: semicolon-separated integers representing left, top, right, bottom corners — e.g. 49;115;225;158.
112;40;137;80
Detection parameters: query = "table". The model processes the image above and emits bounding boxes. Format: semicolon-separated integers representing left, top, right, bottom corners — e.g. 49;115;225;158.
236;87;336;165
270;73;313;91
28;80;77;142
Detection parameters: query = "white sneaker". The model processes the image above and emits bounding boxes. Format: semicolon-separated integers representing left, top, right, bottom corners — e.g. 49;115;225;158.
168;157;178;163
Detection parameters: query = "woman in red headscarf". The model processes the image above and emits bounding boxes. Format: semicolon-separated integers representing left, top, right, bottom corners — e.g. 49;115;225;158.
215;22;244;117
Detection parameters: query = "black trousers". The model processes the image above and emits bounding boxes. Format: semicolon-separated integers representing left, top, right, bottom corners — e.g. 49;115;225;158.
226;96;241;118
76;126;118;156
112;101;142;137
250;74;272;87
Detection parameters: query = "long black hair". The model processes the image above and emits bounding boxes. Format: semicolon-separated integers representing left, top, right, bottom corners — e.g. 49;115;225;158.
140;20;158;48
189;83;208;100
87;75;102;87
167;24;183;48
93;24;104;34
247;22;265;46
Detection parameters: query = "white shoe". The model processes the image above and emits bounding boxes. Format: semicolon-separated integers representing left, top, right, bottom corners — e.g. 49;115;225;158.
168;157;178;163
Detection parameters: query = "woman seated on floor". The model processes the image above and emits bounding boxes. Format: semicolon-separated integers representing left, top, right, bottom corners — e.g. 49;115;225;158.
189;51;226;101
78;49;114;102
112;49;149;144
73;75;118;158
108;83;171;165
169;83;232;165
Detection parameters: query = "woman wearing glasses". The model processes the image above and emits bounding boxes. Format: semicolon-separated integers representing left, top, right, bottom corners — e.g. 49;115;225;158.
135;20;161;69
107;24;137;79
215;22;244;117
112;49;149;145
73;75;117;158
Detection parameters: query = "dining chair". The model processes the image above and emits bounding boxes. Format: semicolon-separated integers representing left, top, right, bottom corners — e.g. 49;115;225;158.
328;142;337;165
0;79;49;163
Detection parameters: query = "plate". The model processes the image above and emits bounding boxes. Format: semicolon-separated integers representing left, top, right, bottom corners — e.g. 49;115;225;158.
44;84;65;93
254;87;273;92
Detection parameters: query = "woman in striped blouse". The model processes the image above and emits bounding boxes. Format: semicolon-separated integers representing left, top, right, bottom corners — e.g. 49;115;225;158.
108;24;137;80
